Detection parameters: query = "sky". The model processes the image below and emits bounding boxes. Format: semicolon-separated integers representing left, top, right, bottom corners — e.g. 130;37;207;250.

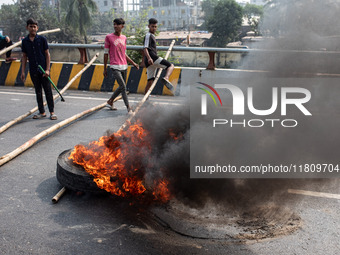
0;0;15;7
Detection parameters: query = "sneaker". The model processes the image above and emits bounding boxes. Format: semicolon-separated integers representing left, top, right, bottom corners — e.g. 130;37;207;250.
5;57;17;63
161;78;174;91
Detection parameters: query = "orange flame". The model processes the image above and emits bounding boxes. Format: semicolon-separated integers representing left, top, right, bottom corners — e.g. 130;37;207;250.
69;121;171;203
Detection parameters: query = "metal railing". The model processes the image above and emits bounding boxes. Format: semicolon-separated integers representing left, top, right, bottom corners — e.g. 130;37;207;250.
49;43;249;53
35;43;340;70
49;43;249;69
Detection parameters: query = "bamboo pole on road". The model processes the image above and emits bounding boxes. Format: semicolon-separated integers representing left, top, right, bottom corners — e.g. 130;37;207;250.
0;95;122;167
0;53;99;134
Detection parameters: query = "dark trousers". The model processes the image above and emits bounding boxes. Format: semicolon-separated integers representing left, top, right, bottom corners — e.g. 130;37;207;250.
0;39;13;58
30;73;54;114
109;69;129;107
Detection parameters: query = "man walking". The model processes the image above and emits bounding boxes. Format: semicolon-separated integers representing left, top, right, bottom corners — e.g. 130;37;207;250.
104;18;139;112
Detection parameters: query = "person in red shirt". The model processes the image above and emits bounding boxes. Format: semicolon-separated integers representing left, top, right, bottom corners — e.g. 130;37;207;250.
103;18;139;112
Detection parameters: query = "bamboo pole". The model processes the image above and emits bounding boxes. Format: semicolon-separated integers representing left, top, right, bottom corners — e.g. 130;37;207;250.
0;53;99;134
52;187;67;203
118;40;176;132
0;95;122;167
0;28;61;56
58;53;99;95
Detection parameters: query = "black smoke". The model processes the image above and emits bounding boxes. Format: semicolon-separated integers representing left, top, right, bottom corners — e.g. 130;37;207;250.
134;0;340;210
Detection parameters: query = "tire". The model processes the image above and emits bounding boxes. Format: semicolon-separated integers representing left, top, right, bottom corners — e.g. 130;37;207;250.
56;149;107;194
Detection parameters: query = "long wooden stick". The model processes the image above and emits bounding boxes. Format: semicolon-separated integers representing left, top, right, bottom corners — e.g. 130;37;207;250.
0;95;122;167
0;53;99;134
58;53;99;95
52;187;67;203
0;28;61;56
118;40;176;132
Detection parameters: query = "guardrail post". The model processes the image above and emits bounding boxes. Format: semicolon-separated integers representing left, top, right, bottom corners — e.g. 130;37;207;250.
78;48;88;64
206;51;216;70
139;50;145;68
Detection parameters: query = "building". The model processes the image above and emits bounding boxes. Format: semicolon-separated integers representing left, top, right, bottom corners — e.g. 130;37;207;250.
156;30;212;46
147;0;203;31
236;0;266;6
94;0;124;14
250;0;266;5
41;0;124;15
125;0;203;31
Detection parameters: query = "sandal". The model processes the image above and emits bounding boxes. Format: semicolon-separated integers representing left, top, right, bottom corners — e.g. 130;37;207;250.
50;114;57;120
127;106;133;113
106;103;117;110
33;113;46;119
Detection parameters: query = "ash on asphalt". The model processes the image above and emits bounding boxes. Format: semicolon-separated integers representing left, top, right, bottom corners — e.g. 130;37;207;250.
151;200;301;241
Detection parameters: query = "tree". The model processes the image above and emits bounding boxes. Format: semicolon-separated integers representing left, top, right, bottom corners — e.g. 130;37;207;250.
201;0;219;30
243;3;263;35
0;4;20;39
61;0;97;44
0;0;59;41
123;8;150;64
205;0;243;47
88;11;114;35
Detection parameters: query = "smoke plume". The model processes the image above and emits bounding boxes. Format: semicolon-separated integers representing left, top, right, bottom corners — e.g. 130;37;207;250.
135;0;340;210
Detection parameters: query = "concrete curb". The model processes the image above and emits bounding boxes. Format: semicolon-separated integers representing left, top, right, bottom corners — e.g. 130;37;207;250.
0;61;182;96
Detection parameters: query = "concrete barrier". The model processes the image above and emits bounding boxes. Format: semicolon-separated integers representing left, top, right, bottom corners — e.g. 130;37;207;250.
0;60;182;96
0;60;267;97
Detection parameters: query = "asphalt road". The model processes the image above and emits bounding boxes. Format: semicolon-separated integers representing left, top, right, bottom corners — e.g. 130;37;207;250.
0;86;339;255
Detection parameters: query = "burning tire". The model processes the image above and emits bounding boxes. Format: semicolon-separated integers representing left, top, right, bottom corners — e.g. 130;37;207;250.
56;149;107;194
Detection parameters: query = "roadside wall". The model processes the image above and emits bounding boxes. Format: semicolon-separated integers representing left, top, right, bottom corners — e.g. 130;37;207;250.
0;61;181;96
0;61;261;95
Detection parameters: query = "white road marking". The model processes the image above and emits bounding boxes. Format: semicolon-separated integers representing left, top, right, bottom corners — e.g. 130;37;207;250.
288;189;340;200
0;91;35;96
0;91;184;105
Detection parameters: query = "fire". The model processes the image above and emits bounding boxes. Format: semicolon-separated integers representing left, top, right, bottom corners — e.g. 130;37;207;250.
169;129;184;141
69;121;171;203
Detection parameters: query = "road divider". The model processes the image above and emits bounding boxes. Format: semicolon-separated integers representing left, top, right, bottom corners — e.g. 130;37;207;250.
0;61;182;96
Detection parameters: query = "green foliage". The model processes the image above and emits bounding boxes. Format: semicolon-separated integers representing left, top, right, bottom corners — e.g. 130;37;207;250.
123;8;150;64
0;0;59;40
61;0;98;42
243;3;264;35
205;0;243;47
88;11;114;34
201;0;219;30
0;4;20;39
